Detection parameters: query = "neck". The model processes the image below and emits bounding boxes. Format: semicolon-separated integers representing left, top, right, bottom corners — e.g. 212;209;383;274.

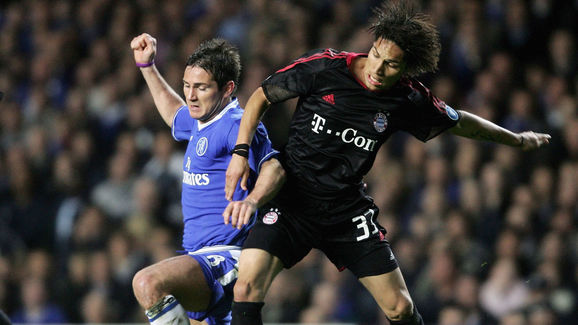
350;56;367;83
199;97;232;124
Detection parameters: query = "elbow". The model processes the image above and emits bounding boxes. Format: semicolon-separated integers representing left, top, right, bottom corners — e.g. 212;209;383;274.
449;110;468;136
449;123;462;135
251;87;271;108
270;158;286;187
270;158;286;184
260;158;285;181
277;165;286;185
255;87;269;103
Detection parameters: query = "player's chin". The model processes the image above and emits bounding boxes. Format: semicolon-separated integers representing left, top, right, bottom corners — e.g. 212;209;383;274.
187;107;202;118
367;83;386;91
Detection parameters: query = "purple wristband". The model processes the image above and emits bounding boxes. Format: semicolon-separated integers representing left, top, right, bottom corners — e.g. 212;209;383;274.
136;61;154;68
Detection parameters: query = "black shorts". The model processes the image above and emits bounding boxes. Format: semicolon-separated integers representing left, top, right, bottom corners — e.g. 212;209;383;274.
243;199;399;278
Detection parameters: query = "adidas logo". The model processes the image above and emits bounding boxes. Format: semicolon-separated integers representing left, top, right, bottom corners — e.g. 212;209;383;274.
322;94;335;105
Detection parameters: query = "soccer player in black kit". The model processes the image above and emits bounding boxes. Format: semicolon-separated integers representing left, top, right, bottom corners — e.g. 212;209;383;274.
223;2;551;324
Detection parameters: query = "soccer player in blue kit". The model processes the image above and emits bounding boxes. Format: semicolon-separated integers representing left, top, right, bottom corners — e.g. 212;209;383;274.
225;2;551;325
130;33;284;325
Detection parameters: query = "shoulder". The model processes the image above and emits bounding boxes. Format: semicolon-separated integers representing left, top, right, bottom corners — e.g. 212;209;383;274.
397;77;426;92
227;106;269;137
225;106;244;126
216;107;244;142
277;48;351;73
210;100;243;127
398;77;447;112
398;78;431;101
299;48;350;61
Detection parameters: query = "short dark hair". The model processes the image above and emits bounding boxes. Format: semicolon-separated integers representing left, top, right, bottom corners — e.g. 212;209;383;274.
369;1;440;77
186;38;241;91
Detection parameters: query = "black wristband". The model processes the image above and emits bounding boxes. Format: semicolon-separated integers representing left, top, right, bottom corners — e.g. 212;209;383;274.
232;144;250;158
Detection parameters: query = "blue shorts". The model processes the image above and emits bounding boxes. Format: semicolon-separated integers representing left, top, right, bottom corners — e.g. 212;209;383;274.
186;246;241;325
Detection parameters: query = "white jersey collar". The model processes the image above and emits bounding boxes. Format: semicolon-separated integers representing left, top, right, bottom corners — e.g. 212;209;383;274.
197;98;239;130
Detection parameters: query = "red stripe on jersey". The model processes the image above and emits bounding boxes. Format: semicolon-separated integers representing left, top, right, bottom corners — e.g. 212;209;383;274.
276;49;348;73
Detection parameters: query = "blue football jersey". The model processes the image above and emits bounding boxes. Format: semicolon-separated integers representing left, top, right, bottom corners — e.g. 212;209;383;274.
171;99;278;251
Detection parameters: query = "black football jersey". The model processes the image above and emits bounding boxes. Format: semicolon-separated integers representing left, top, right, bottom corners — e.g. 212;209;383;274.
262;48;460;201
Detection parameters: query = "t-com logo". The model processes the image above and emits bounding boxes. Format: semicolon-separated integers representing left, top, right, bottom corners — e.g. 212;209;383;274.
311;113;378;152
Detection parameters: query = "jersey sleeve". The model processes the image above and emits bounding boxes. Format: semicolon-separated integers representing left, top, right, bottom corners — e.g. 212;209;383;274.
261;49;330;104
171;105;193;141
399;79;461;142
227;121;279;173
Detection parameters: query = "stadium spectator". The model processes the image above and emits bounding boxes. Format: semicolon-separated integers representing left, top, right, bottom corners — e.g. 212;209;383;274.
10;277;67;324
80;289;115;323
90;152;137;221
479;258;530;318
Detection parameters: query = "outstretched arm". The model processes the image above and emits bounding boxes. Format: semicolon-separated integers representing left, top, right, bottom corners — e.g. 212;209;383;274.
450;110;551;150
225;87;271;200
223;158;285;229
131;33;186;127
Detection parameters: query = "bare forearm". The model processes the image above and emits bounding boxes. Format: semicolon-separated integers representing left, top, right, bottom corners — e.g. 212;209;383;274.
237;87;270;145
450;110;522;146
245;159;285;207
141;65;186;127
223;158;285;228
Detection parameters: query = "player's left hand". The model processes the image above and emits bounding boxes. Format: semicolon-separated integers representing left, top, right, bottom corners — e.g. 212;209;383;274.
223;198;257;229
517;131;551;150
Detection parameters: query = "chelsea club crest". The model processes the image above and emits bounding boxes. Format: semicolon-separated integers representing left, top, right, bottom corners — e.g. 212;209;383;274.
196;137;208;156
373;112;388;133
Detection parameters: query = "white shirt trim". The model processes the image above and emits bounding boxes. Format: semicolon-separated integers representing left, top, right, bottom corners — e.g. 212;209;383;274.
257;150;280;173
187;245;242;255
197;98;239;131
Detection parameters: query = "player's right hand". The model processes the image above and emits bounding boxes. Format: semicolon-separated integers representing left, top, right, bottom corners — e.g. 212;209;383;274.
225;154;250;201
130;33;156;66
517;131;551;150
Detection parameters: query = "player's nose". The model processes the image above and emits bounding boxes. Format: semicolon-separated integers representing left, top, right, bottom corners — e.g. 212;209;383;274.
373;63;385;77
187;88;197;101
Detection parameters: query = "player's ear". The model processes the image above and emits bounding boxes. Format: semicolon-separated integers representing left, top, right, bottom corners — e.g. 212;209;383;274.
223;80;235;98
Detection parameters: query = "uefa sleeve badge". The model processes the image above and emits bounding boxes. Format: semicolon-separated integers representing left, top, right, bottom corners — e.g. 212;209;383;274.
445;104;459;121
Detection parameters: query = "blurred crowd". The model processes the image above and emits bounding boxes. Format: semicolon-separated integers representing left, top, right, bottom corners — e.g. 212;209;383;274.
0;0;576;324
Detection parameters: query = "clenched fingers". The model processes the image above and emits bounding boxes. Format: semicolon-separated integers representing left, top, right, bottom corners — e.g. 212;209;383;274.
519;131;551;150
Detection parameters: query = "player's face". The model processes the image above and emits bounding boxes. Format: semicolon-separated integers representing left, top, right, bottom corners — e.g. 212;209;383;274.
182;66;231;122
363;38;406;91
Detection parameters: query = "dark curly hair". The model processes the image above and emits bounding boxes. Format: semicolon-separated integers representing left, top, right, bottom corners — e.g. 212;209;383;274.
369;0;440;77
186;38;241;91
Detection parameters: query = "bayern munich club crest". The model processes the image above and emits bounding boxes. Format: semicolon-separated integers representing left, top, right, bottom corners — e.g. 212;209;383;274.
373;112;388;133
263;209;279;225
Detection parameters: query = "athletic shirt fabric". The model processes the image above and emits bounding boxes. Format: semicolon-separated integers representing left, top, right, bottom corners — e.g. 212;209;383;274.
172;98;278;251
262;48;460;204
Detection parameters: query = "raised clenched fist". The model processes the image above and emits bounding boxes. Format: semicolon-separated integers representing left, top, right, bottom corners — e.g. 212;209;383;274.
130;33;157;67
